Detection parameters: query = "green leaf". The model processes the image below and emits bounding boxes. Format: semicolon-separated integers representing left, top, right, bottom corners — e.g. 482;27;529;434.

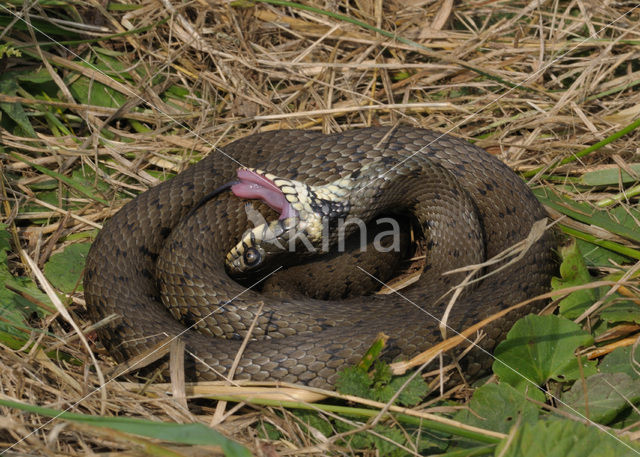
335;366;373;398
335;419;370;449
93;46;128;58
15;67;53;84
0;224;52;341
455;383;538;434
10;153;109;205
44;243;91;293
551;355;598;383
600;347;640;380
257;421;281;440
575;238;630;268
294;410;333;437
495;419;639;457
559;225;640;261
68;75;128;108
560;373;640;425
335;421;414;457
374;370;429;407
369;426;409;457
0;13;82;37
336;362;429;407
492;315;594;399
600;300;640;324
358;334;389;371
549;242;639;324
28;179;59;191
0;77;37;137
0;224;10;255
533;187;640;243
580;164;640;186
0;398;251;457
551;241;600;319
614;408;640;430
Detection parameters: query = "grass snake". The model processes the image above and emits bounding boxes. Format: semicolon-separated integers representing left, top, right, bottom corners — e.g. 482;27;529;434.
84;126;555;388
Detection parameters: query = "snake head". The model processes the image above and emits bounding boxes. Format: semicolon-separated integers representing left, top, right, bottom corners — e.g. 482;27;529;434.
225;215;299;273
225;168;352;275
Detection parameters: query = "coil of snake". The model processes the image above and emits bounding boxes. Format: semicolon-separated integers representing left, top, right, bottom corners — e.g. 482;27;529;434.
84;126;555;388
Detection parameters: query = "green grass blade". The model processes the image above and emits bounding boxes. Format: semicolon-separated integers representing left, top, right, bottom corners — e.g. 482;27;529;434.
524;116;640;178
0;398;251;457
558;225;640;260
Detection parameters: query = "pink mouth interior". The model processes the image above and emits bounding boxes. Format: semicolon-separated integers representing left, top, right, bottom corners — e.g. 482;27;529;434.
231;169;297;219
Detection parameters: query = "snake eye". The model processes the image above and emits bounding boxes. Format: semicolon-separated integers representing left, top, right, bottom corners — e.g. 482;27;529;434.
243;247;262;267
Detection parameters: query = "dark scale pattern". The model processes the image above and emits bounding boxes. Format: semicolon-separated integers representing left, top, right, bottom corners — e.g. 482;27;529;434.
84;126;556;388
308;197;350;219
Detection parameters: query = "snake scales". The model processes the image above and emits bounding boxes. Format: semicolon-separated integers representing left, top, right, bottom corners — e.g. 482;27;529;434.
84;126;555;388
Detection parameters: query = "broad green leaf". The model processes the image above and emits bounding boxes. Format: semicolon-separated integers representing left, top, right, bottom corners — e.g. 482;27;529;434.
551;241;638;323
492;315;593;399
561;373;640;425
600;347;640;380
0;398;251;457
550;355;597;383
600;300;640;324
44;243;91;293
551;241;600;319
495;419;639;457
455;383;538;433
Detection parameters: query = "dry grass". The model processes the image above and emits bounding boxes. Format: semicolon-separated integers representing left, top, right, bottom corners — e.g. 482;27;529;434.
1;0;640;455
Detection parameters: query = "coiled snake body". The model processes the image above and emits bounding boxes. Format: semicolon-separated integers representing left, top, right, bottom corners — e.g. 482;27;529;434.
84;126;555;388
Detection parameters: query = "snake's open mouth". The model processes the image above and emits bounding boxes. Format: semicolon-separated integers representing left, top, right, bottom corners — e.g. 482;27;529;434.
231;168;298;219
